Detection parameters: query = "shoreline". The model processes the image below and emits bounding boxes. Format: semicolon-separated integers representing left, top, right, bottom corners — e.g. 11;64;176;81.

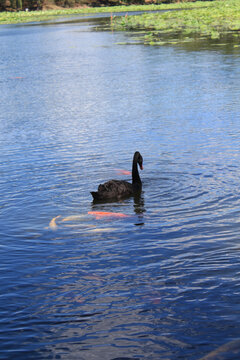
0;0;239;47
0;2;206;25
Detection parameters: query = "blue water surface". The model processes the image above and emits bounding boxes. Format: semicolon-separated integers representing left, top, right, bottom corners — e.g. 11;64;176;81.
1;15;240;360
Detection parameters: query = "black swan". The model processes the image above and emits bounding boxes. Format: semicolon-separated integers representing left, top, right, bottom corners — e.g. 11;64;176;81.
91;151;143;201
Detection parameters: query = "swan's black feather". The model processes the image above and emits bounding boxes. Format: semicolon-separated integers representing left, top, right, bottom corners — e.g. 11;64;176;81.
91;180;133;201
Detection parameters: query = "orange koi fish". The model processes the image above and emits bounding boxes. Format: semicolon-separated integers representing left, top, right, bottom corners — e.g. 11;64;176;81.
115;169;131;175
88;211;129;219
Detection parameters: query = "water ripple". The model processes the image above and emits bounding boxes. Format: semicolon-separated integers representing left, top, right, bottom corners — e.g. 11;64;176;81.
1;18;240;360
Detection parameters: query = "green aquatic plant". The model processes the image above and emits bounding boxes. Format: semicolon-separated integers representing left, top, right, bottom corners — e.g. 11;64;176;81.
113;0;240;45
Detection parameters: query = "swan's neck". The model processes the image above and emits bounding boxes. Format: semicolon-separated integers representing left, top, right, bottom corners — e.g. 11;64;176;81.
132;156;141;185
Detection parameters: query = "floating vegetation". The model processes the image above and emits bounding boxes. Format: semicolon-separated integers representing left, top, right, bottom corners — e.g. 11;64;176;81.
113;0;240;46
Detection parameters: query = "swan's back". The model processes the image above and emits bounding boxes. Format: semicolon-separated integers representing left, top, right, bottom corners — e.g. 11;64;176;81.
91;180;133;201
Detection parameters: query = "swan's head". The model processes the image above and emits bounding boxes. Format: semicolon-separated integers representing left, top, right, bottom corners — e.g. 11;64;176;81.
135;151;143;170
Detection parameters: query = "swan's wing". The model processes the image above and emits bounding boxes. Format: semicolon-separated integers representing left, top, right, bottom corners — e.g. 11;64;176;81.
98;180;133;198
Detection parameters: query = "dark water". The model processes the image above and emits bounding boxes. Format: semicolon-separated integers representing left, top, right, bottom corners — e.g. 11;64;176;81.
1;15;240;360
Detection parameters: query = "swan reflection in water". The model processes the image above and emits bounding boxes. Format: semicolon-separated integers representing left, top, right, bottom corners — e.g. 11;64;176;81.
133;192;146;225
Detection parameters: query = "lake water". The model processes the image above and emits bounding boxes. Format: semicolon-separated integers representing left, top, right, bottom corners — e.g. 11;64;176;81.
1;14;240;360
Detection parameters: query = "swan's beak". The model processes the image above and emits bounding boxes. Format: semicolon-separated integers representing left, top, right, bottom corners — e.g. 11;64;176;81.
140;165;143;170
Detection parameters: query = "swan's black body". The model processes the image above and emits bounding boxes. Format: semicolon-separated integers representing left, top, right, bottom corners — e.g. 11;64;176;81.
91;151;143;201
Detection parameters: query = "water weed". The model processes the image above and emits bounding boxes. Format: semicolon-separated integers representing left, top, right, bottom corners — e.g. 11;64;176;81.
113;0;240;44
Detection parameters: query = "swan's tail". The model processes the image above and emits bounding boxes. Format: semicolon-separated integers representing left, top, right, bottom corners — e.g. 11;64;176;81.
91;191;100;200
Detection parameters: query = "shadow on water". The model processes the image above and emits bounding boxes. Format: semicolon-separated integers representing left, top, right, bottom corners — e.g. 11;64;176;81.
162;33;240;54
133;193;145;223
123;28;240;55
